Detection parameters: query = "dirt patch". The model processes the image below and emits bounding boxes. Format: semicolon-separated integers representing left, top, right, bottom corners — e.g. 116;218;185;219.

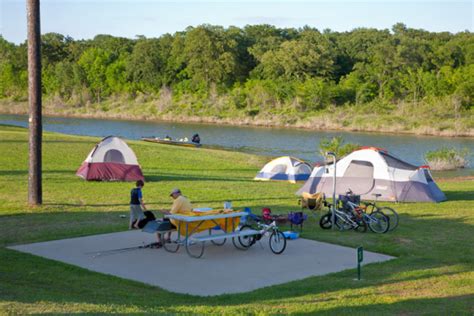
394;237;413;245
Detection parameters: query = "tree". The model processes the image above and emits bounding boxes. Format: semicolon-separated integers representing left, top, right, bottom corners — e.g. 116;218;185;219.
126;38;164;92
78;47;112;102
183;25;238;87
27;0;42;205
259;28;333;80
41;32;71;64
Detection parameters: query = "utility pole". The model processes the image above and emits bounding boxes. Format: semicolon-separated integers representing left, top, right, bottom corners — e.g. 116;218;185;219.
27;0;42;205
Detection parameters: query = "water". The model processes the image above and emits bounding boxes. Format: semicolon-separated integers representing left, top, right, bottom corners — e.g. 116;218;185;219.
1;114;473;172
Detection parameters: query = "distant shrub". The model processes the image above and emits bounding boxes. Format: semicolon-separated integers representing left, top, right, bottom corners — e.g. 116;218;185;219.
319;136;359;160
425;147;470;170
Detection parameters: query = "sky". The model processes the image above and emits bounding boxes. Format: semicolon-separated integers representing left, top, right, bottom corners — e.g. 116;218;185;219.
1;0;472;44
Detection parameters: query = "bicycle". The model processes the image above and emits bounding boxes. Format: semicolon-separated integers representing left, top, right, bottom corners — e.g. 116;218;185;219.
319;197;367;232
319;191;390;233
238;221;287;254
344;198;390;234
362;193;399;231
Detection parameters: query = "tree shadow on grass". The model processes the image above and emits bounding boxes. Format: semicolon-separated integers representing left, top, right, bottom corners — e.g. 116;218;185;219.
443;190;474;201
0;140;28;144
0;169;74;176
0;139;94;144
145;173;253;183
296;294;473;315
42;197;295;210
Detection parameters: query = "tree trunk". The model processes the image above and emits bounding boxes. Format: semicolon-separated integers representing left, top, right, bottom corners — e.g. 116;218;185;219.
27;0;42;205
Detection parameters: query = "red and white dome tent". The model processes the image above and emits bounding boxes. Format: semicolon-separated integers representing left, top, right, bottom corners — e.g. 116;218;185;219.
76;136;144;181
297;147;446;202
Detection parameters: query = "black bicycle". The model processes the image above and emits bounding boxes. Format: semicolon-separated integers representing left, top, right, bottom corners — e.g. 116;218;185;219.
362;193;399;231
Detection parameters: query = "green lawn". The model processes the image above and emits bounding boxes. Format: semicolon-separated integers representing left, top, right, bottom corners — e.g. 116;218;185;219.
0;124;473;315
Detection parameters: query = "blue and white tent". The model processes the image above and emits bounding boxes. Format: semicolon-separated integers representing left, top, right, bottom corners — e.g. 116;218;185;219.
254;156;313;183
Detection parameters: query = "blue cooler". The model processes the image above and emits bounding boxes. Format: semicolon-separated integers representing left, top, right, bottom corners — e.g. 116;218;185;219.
283;231;299;239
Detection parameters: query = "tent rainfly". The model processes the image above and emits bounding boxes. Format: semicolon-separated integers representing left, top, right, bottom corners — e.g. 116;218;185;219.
76;136;144;181
255;156;313;183
297;147;446;202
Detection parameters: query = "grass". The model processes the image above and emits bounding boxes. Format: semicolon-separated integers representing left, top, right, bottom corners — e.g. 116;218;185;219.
0;124;473;314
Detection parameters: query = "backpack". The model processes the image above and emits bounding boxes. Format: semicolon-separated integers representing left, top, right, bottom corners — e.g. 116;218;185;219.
135;211;156;229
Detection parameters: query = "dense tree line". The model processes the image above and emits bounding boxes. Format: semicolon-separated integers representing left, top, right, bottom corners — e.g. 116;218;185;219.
0;23;472;115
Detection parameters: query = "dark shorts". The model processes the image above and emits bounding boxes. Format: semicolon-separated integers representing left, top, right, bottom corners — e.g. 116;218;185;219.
156;219;176;231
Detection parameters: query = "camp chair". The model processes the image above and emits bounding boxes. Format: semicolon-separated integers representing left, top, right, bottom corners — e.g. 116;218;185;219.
299;192;324;219
288;211;308;232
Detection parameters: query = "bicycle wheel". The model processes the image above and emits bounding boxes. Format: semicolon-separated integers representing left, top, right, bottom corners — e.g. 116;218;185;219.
367;211;390;234
238;225;256;248
355;219;367;233
378;207;399;231
269;231;287;254
185;239;205;258
163;231;180;253
319;213;332;229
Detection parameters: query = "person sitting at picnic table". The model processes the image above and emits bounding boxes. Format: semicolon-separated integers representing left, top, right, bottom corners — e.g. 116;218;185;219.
130;180;147;229
155;188;193;247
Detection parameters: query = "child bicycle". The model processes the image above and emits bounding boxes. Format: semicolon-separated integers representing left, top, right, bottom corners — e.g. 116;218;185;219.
319;190;390;233
319;199;367;232
238;220;287;254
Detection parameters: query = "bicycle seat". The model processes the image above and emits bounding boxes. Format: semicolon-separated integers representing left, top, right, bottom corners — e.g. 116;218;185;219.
372;193;382;197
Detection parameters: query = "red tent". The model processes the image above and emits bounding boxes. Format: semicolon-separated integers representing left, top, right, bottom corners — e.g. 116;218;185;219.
76;136;144;181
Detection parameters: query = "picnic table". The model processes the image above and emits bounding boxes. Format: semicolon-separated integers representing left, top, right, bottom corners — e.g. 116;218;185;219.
163;211;259;258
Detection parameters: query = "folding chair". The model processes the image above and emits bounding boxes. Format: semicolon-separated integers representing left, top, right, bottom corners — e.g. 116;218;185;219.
299;192;324;219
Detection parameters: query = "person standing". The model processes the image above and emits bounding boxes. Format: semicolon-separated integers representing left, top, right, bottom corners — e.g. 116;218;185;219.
130;180;147;229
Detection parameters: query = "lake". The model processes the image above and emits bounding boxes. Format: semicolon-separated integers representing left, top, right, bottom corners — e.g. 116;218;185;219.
1;114;472;176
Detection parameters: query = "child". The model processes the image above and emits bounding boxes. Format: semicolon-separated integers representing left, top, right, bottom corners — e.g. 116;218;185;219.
130;180;147;229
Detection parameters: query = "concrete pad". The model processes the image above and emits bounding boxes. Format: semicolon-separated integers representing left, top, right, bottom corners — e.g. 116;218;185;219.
9;231;394;296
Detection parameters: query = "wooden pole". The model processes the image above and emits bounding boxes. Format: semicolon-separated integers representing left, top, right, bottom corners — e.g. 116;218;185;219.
27;0;42;205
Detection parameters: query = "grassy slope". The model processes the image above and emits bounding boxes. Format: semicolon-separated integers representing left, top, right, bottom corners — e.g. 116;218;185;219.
0;124;473;315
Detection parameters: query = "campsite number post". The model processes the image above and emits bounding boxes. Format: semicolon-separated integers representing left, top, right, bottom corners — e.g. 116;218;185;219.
357;246;363;280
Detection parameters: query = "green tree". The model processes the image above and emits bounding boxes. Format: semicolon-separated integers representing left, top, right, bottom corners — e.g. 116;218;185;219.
183;25;238;87
259;28;333;80
78;47;113;102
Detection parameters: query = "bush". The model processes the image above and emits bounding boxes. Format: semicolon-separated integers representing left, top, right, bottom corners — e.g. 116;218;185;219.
425;147;470;170
318;136;359;160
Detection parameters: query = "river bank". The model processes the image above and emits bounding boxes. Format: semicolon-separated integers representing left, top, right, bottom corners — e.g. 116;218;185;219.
2;100;473;137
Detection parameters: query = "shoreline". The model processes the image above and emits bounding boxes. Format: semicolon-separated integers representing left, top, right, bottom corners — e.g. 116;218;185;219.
1;107;473;139
1;121;472;177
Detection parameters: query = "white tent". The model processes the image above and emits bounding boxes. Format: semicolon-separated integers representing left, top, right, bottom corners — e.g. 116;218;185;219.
297;147;446;202
77;136;144;181
255;156;313;183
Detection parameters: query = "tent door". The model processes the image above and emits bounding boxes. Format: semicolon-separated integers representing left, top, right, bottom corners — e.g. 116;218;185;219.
342;160;375;195
104;149;125;163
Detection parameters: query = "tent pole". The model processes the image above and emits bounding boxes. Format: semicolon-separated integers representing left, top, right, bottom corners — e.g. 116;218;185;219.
326;152;337;230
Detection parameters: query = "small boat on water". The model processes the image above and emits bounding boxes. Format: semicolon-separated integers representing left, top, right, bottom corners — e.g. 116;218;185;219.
141;137;202;148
